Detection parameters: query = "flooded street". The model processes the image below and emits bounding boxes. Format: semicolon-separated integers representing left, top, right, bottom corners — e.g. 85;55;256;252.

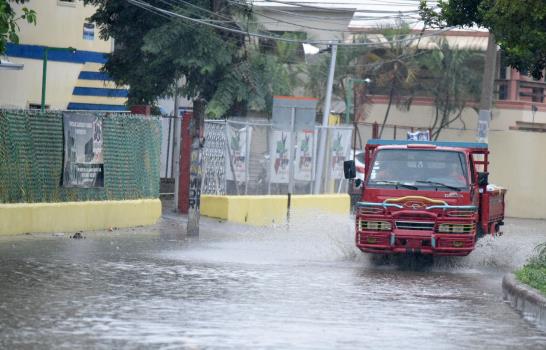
1;216;545;349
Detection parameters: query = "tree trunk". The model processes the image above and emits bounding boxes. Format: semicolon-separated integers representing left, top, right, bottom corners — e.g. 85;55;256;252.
187;99;206;236
433;89;450;140
379;80;395;138
434;102;450;141
353;55;368;123
430;105;440;137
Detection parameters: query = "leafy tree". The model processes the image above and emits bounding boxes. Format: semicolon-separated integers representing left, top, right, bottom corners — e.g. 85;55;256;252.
0;0;36;55
419;0;546;79
418;39;483;140
84;0;295;116
303;39;379;124
369;24;420;138
304;22;421;135
85;0;298;235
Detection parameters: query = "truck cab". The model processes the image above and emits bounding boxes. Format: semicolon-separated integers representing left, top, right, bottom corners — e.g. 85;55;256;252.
344;139;506;256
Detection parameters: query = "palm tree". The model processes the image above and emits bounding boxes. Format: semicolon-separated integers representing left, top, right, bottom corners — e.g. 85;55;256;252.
303;42;374;120
418;39;483;140
369;23;421;138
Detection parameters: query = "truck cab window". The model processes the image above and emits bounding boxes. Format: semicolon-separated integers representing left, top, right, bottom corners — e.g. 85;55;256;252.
368;149;469;190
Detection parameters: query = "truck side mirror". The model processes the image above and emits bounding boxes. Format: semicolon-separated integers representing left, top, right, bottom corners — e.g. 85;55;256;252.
478;172;489;186
344;160;356;179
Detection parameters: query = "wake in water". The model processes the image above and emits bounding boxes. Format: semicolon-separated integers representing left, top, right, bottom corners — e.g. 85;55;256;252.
170;213;545;273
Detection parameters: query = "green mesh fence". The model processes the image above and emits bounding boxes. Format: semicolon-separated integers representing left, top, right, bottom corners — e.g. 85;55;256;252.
0;110;161;203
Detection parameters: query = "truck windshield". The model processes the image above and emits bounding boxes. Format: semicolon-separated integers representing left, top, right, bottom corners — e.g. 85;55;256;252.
367;149;469;190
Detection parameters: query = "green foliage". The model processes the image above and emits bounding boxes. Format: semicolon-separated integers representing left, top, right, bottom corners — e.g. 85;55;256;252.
84;0;296;117
0;0;36;55
371;23;421;136
516;243;546;296
418;39;483;139
304;22;422;126
303;39;375;118
419;0;546;79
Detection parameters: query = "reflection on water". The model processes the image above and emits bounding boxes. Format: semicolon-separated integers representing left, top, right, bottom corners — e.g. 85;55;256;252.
0;216;545;349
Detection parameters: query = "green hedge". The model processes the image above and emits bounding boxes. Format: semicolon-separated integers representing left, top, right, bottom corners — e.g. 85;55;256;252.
516;243;546;296
0;111;161;203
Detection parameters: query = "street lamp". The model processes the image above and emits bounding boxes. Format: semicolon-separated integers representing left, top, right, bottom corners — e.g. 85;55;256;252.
41;46;76;112
313;42;338;194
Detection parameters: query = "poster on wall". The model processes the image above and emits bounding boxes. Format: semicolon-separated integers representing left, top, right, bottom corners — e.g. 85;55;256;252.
83;22;95;41
269;130;291;183
294;130;314;181
329;129;352;179
63;113;104;187
225;125;251;181
270;130;292;183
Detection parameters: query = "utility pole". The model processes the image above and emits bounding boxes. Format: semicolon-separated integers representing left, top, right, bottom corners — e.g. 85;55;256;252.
186;100;205;236
477;33;497;143
313;43;338;194
173;82;182;211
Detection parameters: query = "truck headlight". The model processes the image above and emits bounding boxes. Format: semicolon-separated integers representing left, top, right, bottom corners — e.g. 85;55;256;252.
359;220;392;231
437;223;475;233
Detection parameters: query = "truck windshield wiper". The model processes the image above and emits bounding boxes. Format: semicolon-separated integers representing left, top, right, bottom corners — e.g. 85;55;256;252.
415;180;461;191
373;180;418;190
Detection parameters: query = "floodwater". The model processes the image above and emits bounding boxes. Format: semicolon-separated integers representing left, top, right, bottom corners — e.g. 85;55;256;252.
0;215;545;349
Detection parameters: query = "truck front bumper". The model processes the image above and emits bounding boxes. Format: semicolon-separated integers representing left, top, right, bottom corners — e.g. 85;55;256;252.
356;229;476;256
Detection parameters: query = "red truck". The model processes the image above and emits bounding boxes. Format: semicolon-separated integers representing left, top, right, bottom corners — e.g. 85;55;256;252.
344;139;506;256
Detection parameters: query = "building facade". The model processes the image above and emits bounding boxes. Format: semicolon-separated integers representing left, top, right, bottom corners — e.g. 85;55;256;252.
0;0;128;111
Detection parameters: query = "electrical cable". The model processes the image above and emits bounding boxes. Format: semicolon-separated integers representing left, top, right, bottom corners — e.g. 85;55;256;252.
126;0;454;47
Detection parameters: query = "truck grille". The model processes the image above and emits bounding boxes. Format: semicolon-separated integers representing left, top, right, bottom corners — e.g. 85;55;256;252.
395;221;435;231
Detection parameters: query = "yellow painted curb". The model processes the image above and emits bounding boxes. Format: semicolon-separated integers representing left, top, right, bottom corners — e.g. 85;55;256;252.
201;194;350;226
0;199;161;236
290;194;350;215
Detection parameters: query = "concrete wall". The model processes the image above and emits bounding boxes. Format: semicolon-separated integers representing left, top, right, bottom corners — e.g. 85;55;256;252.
0;199;162;236
355;100;546;219
360;99;543;142
201;194;350;225
489;131;546;219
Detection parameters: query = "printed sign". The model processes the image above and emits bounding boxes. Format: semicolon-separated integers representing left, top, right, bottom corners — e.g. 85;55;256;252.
407;130;430;141
225;125;251;181
329;129;352;179
270;130;292;183
294;130;314;181
63;113;103;187
83;22;95;41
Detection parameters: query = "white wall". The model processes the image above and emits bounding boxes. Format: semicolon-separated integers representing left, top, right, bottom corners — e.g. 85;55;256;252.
0;57;81;109
489;131;546;219
360;101;545;142
13;0;112;52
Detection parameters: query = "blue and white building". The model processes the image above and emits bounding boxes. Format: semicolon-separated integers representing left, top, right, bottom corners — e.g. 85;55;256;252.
0;0;128;111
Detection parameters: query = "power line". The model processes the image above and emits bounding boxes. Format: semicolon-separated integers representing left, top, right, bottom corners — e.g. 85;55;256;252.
126;0;453;47
230;0;420;33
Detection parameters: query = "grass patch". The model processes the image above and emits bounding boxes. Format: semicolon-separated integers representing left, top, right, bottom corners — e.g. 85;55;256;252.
516;242;546;296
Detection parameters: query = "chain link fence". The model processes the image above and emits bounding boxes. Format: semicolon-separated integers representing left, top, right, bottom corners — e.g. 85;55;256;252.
0;110;161;203
201;118;355;196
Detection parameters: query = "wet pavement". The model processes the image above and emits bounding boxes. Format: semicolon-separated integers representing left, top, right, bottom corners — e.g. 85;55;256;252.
0;214;545;349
